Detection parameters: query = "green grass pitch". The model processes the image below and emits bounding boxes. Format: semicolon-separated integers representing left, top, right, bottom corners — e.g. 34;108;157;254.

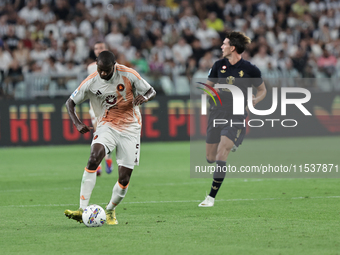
0;137;339;255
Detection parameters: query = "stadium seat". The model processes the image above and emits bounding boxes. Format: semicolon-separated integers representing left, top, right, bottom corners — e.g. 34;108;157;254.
160;76;175;95
174;76;190;95
14;81;26;99
66;79;78;92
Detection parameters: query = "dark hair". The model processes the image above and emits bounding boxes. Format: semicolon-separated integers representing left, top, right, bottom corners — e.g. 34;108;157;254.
94;41;106;46
97;50;116;65
225;31;251;54
94;41;108;50
49;56;56;63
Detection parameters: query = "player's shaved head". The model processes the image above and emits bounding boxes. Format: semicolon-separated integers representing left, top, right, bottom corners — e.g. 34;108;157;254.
97;51;116;80
97;51;116;66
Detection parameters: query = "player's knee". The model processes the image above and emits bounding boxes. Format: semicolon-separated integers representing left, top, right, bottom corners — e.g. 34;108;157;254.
206;151;216;163
206;156;215;164
118;175;130;187
118;165;132;186
87;144;105;169
221;144;233;153
215;148;232;161
87;153;101;169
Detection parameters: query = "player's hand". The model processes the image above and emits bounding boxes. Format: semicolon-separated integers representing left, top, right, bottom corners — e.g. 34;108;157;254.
76;123;93;134
204;84;220;94
134;95;147;106
213;83;220;93
252;94;258;106
203;87;220;95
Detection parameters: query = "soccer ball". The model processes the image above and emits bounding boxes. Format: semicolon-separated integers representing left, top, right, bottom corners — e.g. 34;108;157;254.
82;204;106;227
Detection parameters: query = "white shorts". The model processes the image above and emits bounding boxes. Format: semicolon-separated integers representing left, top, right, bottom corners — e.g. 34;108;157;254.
91;125;140;169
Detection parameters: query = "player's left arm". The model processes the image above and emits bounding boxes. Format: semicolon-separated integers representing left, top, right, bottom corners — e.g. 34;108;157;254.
134;87;156;106
133;75;157;106
249;64;266;106
252;82;266;106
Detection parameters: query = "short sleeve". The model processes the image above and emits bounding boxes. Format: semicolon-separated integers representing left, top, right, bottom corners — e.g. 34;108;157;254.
248;64;263;87
134;77;152;96
70;79;90;105
207;62;218;81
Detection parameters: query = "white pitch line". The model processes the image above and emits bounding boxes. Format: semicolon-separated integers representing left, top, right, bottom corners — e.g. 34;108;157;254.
152;178;297;186
0;187;78;193
0;179;299;193
1;196;339;208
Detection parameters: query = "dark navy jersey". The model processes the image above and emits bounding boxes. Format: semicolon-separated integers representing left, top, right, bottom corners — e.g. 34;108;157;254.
207;58;263;114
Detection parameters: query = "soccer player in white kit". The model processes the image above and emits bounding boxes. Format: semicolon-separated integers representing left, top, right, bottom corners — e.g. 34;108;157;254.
87;41;113;176
64;51;156;225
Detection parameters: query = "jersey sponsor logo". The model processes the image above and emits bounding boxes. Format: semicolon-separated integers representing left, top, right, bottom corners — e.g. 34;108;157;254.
117;84;125;92
220;70;226;73
71;89;78;98
105;95;117;105
96;90;102;96
222;65;227;69
239;70;244;77
94;135;98;140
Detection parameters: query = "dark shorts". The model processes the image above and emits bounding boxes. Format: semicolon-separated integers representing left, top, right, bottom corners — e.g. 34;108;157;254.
206;109;246;146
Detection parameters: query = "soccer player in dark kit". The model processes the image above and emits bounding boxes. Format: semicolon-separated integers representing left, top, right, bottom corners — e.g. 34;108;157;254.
198;31;267;207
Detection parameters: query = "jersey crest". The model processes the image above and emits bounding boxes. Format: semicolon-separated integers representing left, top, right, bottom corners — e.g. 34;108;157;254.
117;84;125;92
226;76;235;85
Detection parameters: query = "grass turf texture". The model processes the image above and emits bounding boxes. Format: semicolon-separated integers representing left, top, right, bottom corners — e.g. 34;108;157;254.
0;137;339;255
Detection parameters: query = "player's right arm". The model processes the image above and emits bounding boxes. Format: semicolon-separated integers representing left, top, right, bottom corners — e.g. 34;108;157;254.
65;75;95;134
205;62;220;93
66;98;93;134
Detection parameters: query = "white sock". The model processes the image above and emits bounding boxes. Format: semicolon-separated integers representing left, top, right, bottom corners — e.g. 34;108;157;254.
79;168;97;210
106;181;129;210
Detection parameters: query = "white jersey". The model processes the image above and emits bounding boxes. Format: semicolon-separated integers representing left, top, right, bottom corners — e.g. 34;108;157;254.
87;62;97;125
71;63;152;136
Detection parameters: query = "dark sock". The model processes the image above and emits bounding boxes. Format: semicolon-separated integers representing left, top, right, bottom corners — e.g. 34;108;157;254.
209;160;226;198
206;158;215;164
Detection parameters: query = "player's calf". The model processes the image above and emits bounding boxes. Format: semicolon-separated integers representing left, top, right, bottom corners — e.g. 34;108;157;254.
106;181;129;210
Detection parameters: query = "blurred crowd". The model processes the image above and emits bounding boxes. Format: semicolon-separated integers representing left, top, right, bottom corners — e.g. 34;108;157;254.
1;0;340;98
